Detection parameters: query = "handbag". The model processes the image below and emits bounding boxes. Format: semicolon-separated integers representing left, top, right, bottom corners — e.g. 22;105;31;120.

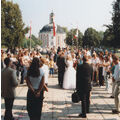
72;90;81;103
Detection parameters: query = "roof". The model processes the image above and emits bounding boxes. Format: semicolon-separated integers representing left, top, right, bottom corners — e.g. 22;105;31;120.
40;23;65;34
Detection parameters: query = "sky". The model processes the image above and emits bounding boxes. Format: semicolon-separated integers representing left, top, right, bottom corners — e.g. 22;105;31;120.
12;0;114;37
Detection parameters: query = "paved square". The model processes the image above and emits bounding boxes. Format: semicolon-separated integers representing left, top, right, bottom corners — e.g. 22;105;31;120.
1;75;120;120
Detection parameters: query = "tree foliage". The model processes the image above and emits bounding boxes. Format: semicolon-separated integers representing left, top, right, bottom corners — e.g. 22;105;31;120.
101;29;113;47
112;0;120;48
65;29;83;47
103;0;120;48
61;27;68;33
22;35;42;48
82;28;102;48
1;0;29;50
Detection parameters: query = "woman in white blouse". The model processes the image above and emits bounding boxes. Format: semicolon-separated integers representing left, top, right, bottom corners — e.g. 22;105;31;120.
26;57;48;120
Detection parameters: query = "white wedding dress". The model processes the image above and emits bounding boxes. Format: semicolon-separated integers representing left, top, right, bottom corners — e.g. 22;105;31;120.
63;60;76;89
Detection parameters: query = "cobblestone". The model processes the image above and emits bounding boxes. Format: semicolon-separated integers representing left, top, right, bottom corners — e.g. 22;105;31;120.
1;75;120;120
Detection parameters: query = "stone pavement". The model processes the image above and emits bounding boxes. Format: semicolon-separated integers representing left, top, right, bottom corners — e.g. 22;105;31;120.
1;75;120;120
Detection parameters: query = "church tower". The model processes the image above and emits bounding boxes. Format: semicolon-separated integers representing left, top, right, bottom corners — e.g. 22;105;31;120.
49;12;55;24
39;12;66;49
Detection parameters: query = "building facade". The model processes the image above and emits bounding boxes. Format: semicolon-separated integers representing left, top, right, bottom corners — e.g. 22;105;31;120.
39;12;66;49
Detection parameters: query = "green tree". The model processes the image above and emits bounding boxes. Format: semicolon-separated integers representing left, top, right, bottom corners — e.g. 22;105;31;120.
65;29;83;47
102;29;114;47
31;35;42;46
111;0;120;48
61;27;68;33
1;0;8;46
22;35;42;48
22;37;35;48
1;0;29;50
98;31;104;46
83;28;101;48
104;0;120;48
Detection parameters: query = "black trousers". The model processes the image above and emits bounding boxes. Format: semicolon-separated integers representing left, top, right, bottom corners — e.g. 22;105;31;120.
93;71;98;83
4;98;14;120
27;89;44;120
99;67;104;86
81;91;90;116
58;71;64;87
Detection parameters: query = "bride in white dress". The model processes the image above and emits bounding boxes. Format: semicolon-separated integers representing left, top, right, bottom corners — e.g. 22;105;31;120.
63;55;76;89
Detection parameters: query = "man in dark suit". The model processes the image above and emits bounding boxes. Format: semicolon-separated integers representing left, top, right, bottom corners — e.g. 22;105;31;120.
76;55;93;118
1;57;18;120
57;52;66;88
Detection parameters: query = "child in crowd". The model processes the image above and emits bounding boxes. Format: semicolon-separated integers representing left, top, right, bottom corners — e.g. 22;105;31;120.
49;58;54;77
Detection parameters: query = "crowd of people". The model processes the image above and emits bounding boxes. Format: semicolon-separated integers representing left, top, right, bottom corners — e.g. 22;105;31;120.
1;46;120;119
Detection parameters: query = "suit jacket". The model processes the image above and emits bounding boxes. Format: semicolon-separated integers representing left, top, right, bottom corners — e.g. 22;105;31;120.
57;56;66;73
76;63;93;93
54;53;58;63
1;67;18;98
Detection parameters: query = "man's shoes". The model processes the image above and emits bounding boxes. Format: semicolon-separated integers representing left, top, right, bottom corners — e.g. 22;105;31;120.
110;96;114;98
78;113;86;118
112;109;120;114
60;84;63;88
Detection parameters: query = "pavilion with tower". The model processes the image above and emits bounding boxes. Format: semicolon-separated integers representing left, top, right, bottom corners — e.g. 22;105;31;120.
39;12;66;49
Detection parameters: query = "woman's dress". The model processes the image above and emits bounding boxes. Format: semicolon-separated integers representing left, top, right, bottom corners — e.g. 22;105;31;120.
63;60;76;89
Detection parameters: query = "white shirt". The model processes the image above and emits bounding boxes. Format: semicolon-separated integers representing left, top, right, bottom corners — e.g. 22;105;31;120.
91;57;99;65
91;57;99;71
23;55;29;60
110;57;113;64
11;57;17;62
29;68;44;89
113;62;120;81
41;64;49;84
86;50;91;56
23;55;30;66
99;59;104;67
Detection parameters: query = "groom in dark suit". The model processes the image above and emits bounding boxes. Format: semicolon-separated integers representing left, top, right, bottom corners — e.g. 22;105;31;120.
76;55;93;118
57;52;66;88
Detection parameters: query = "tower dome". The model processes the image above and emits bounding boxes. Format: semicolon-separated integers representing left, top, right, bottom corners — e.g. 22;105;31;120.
39;12;66;49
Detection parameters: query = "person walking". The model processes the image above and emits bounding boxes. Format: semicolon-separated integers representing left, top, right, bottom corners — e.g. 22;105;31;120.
1;57;18;120
76;55;93;118
112;55;120;114
98;54;104;87
103;56;111;91
20;51;29;84
57;52;66;88
110;59;116;98
26;57;47;120
91;53;99;86
41;58;49;86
